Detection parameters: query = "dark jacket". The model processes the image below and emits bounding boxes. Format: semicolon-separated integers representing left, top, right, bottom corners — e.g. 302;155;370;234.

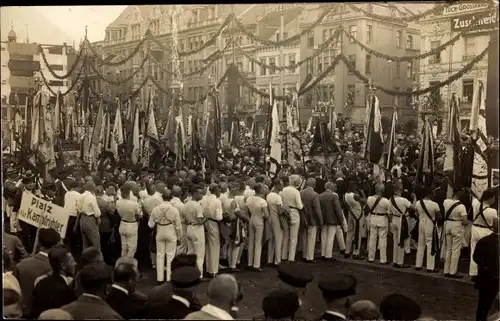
473;232;499;290
97;196;117;233
13;252;52;317
319;191;345;226
61;294;122;320
300;187;323;226
146;294;201;320
3;232;28;264
31;273;77;318
106;285;148;319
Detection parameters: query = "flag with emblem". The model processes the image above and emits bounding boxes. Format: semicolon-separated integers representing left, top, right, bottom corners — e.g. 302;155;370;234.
131;104;141;165
416;117;435;186
469;80;490;198
444;94;462;189
111;99;124;160
267;84;281;177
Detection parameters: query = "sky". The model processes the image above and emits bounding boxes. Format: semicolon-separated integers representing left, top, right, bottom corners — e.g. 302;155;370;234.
35;6;127;42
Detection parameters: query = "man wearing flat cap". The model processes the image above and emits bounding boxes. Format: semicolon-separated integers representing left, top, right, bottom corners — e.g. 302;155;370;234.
148;266;201;319
318;274;357;321
14;228;61;318
276;261;313;319
260;289;301;320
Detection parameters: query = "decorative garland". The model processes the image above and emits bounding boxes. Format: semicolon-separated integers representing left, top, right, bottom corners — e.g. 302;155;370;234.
89;75;150;104
88;55;149;85
147;14;233;58
149;68;229;104
341;44;491;96
39;63;85;97
235;27;341;72
231;4;337;47
344;18;498;62
39;44;84;80
346;3;453;24
150;40;230;78
85;36;148;67
237;56;341;101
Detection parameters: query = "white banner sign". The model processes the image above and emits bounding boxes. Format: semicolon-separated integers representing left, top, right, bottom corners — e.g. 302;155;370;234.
442;3;490;16
17;191;70;237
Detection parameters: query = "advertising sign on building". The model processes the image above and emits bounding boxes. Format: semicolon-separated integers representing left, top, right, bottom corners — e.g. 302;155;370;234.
450;10;498;32
442;2;491;16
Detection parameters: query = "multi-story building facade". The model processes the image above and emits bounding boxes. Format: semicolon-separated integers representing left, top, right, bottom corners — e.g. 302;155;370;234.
39;43;71;94
1;28;78;147
419;2;497;130
299;3;422;125
101;5;263;121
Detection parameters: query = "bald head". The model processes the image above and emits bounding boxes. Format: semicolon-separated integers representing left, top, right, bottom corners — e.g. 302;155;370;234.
348;300;380;320
289;175;301;188
207;274;238;306
38;309;73;320
172;185;183;198
306;178;316;189
83;181;95;193
375;183;385;195
155;181;166;194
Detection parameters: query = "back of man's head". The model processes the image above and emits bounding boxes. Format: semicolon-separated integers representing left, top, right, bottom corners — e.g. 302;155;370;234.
162;189;173;202
38;309;73;320
207;274;238;306
172;185;183;198
80;263;113;295
306;178;316;188
348;300;381;320
81;247;103;266
325;182;335;191
48;244;71;274
209;183;219;195
113;262;137;284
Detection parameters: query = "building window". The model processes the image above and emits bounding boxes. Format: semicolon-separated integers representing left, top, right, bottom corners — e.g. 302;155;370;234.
179;61;185;74
462;79;474;103
306;59;313;75
347;54;356;73
396;30;402;48
48;80;65;87
407;61;413;79
430;41;441;64
365;54;371;74
250;60;254;72
49;64;64;71
406;88;413;106
347;84;355;105
366;25;373;43
406;35;413;49
429;80;441;103
349;25;357;42
317;57;322;73
464;36;475;59
307;31;314;48
269;57;276;75
236;57;243;71
396;62;400;78
260;58;266;76
322;29;328;43
394;87;399;105
289;54;296;72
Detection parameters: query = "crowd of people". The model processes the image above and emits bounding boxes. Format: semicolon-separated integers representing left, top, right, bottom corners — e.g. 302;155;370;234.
2;123;500;320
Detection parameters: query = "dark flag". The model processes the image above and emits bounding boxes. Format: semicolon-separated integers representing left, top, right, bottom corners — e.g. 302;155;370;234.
486;31;498;138
364;94;384;164
443;94;462;189
416;117;435;187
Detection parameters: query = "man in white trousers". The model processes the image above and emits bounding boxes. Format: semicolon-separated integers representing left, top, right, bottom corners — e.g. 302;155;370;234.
366;183;390;264
281;175;303;262
415;187;441;272
149;190;182;284
469;187;498;280
266;179;284;266
171;186;187;255
246;183;269;271
182;185;206;278
299;178;323;263
442;187;468;279
203;184;223;278
388;180;414;268
116;183;142;258
344;180;366;260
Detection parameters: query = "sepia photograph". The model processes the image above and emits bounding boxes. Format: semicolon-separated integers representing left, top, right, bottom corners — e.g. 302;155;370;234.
1;2;499;321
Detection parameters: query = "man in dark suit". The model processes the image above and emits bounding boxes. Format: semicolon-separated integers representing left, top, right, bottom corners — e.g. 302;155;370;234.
319;182;348;260
473;223;499;321
31;244;77;318
13;228;61;318
300;178;323;263
3;231;28;264
60;263;122;319
146;266;201;319
106;258;147;319
318;274;357;321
